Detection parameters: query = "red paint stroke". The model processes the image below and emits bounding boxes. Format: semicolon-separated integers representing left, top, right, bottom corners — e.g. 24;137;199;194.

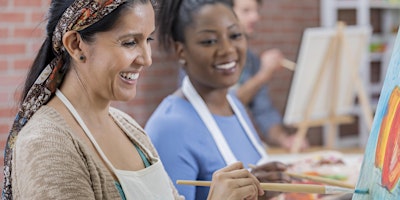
375;86;400;191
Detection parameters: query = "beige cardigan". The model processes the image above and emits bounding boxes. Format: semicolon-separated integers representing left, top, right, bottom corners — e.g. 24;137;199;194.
12;106;183;200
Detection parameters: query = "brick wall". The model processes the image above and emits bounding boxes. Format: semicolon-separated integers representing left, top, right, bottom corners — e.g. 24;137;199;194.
0;0;320;185
0;0;51;184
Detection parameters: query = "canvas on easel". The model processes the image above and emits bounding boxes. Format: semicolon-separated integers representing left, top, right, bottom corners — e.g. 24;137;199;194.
352;27;400;200
283;23;373;152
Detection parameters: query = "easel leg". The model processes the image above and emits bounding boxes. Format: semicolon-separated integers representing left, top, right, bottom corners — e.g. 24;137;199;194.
354;72;374;131
291;124;309;153
326;120;338;149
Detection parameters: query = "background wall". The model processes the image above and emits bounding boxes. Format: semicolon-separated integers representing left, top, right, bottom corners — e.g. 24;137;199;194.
0;0;320;183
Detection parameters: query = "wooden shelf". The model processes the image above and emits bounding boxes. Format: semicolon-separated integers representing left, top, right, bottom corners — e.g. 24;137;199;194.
334;0;400;9
336;1;359;9
370;52;385;61
370;1;400;9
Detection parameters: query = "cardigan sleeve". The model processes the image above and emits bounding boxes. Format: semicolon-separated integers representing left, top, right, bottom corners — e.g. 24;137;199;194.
12;122;98;200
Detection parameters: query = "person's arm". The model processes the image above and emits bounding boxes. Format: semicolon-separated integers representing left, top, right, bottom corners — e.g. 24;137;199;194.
236;49;284;105
13;126;96;199
268;124;291;146
268;125;309;151
245;83;284;145
236;71;269;105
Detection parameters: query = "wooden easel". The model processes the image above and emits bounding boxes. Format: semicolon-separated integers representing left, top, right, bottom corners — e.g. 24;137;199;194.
290;22;374;153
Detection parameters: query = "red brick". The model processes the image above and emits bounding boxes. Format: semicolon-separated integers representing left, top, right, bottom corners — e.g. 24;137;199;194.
0;124;11;138
32;40;45;52
13;0;43;7
0;142;6;157
31;11;47;23
0;0;8;7
0;12;26;23
0;90;20;106
0;108;15;118
0;91;9;104
0;44;26;55
0;27;8;38
0;74;25;87
0;59;8;71
0;169;3;185
13;58;33;70
14;27;43;38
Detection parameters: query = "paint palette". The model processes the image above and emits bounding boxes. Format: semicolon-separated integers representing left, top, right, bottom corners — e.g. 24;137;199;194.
269;150;363;200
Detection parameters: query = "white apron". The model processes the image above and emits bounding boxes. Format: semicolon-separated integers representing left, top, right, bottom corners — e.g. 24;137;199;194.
181;76;269;166
56;90;175;200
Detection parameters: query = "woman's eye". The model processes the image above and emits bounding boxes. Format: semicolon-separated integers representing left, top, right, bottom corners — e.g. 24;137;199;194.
231;33;243;40
199;39;217;46
147;37;155;43
122;41;136;47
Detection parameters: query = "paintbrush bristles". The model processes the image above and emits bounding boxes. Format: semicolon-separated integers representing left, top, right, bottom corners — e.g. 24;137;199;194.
248;164;355;189
285;172;355;189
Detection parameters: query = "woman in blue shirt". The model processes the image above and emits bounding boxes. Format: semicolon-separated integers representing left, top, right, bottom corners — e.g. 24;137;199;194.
145;0;291;199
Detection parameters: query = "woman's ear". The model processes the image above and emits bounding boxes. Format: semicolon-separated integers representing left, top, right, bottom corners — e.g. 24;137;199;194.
174;41;186;66
62;31;85;62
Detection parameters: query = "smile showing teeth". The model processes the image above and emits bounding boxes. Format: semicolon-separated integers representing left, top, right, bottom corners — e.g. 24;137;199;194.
215;61;236;70
120;72;139;80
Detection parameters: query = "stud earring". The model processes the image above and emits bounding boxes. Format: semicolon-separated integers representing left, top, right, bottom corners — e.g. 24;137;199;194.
178;59;186;65
79;55;86;61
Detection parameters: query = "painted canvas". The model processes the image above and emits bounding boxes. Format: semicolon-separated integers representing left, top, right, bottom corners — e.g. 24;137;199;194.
352;28;400;199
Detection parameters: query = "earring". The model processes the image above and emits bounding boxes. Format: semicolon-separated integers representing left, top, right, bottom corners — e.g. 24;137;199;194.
79;55;86;61
178;59;186;65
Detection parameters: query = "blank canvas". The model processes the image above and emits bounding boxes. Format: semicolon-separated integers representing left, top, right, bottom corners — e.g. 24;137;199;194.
283;26;371;125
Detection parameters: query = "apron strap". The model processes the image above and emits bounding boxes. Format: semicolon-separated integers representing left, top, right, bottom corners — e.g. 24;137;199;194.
56;89;117;171
182;76;268;165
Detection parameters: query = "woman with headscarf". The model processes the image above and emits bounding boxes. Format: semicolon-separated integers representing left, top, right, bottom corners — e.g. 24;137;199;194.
2;0;264;199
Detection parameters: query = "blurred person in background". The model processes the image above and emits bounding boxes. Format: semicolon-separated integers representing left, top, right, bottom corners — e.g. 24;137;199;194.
233;0;309;150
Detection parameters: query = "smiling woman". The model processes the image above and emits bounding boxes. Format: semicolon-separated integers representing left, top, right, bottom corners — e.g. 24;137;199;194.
177;3;246;91
65;2;154;102
2;0;264;200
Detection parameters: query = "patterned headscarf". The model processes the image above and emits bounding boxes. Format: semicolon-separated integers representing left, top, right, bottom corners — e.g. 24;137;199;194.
2;0;127;199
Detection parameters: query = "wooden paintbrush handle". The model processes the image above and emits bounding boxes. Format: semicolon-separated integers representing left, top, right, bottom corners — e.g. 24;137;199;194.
176;180;354;194
281;58;296;71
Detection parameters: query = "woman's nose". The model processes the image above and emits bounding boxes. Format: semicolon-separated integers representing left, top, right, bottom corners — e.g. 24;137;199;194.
218;38;235;56
135;43;152;67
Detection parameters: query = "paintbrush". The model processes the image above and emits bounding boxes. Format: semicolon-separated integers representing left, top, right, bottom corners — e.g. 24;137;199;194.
281;58;296;71
176;180;369;195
